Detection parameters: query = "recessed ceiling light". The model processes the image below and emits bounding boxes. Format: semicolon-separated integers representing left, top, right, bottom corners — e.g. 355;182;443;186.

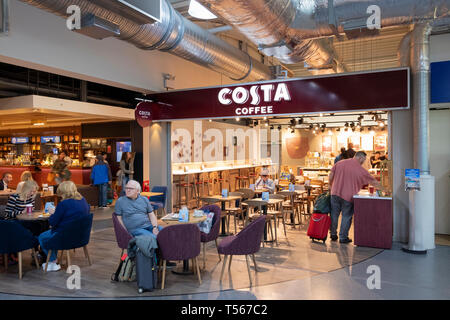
188;0;217;20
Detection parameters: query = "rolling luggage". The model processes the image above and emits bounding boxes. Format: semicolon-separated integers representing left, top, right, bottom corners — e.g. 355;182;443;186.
307;213;331;243
136;248;158;293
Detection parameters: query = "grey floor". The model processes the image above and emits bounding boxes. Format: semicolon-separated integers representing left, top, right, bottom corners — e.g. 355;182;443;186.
0;207;449;300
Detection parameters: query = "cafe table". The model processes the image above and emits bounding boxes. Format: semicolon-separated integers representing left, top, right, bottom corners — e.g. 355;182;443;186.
16;210;51;237
277;190;305;226
253;188;268;197
243;198;283;242
158;211;207;275
140;192;164;198
201;195;241;236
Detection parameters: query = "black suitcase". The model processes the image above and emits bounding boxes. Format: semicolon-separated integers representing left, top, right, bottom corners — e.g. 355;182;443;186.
136;248;158;293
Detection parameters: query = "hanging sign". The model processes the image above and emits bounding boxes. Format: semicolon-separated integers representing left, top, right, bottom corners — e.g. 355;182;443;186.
142;68;409;122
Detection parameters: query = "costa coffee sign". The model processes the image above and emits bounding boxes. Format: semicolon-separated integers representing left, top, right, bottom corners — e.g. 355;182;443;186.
137;68;409;123
135;102;153;127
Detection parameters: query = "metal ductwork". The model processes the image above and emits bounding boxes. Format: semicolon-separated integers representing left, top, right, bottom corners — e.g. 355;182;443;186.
288;0;449;40
18;0;271;81
199;0;348;73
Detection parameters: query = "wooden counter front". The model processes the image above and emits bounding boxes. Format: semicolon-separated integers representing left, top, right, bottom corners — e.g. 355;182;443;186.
353;192;393;249
0;165;91;187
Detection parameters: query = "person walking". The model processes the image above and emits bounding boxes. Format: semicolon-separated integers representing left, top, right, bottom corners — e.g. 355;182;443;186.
119;152;134;196
328;151;384;243
334;147;347;164
91;154;112;208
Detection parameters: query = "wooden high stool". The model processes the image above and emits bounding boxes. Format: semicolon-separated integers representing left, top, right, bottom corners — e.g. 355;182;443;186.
235;169;249;190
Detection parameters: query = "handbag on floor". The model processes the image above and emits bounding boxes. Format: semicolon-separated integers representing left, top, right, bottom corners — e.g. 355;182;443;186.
111;254;136;282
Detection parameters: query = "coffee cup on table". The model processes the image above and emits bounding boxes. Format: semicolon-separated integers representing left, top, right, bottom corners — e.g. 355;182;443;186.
25;204;33;215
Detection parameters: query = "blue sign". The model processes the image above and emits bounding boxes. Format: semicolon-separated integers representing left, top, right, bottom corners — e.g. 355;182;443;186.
11;137;29;144
431;61;450;104
262;192;269;201
405;169;420;191
41;136;61;143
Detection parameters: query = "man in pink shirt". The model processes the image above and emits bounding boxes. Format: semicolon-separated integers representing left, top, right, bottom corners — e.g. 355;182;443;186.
328;151;383;243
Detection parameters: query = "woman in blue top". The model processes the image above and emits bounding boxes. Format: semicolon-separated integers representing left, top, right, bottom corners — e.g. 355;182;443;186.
91;154;112;208
38;181;90;272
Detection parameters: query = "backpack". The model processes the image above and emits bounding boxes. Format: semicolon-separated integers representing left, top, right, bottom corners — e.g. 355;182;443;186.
313;192;331;214
111;254;136;282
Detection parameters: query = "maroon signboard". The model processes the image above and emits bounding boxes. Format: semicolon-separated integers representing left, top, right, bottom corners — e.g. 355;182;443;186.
139;68;409;122
135;101;153;127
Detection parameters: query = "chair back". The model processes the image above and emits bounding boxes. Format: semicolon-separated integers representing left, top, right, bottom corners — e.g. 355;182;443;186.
112;212;133;250
243;199;268;209
149;186;167;206
199;204;221;242
157;224;200;261
230;215;266;255
45;214;93;251
229;192;243;207
269;194;284;200
0;220;37;254
237;188;255;200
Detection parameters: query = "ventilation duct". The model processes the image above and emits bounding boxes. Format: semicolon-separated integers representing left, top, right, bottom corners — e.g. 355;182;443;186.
19;0;271;81
199;0;348;72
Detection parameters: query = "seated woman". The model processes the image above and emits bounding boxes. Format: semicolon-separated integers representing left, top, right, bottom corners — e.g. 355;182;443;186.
4;180;38;219
16;171;34;194
38;181;90;272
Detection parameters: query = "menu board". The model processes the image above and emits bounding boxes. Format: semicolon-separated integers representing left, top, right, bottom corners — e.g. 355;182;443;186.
11;137;29;144
322;135;332;152
374;134;387;151
361;135;374;151
348;134;361;150
41;136;61;143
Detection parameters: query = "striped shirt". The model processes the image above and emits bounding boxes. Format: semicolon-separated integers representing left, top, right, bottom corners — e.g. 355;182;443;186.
4;194;35;219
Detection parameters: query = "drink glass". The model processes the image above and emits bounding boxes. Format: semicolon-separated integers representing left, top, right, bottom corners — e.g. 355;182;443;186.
369;185;375;194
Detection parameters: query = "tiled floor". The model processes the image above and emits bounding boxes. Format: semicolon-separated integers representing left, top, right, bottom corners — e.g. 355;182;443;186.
0;206;449;300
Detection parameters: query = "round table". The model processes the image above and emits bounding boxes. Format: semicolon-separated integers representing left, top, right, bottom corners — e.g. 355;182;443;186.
16;210;51;237
158;211;207;275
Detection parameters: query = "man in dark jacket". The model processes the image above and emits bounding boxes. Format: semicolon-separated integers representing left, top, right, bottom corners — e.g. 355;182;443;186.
345;143;356;159
0;172;13;191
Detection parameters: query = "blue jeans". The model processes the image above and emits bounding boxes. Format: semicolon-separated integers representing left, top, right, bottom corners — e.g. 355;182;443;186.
98;183;108;207
131;225;163;240
38;230;58;262
120;176;130;197
330;195;354;239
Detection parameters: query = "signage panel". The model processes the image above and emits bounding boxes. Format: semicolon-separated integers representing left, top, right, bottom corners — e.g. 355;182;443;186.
41;136;61;143
11;137;29;144
139;68;409;122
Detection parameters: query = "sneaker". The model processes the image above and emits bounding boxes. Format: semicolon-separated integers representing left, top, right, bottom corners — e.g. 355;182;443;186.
42;262;61;272
331;235;338;241
339;238;353;244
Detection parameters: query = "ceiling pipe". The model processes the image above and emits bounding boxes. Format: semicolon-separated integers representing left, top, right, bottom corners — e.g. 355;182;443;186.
18;0;271;81
198;0;348;73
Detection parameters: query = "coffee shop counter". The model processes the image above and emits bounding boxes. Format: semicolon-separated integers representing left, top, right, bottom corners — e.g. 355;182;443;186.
353;190;393;249
0;165;91;187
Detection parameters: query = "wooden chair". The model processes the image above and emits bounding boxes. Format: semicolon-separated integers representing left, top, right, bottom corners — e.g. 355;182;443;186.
243;199;274;245
225;192;244;234
267;194;287;244
278;190;301;229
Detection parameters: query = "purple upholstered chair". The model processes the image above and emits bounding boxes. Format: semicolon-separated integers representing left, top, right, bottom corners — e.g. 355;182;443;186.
112;213;133;258
217;215;266;286
157;224;201;289
199;204;222;269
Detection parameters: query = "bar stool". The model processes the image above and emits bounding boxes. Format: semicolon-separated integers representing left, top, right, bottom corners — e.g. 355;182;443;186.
217;171;230;192
225;192;245;234
235;169;249;190
175;180;195;209
248;168;257;185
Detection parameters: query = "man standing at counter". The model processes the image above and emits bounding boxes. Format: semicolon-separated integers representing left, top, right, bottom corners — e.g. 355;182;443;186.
328;151;383;243
0;172;13;192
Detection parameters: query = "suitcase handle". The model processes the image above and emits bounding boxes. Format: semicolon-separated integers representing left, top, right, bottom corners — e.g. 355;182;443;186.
312;215;325;222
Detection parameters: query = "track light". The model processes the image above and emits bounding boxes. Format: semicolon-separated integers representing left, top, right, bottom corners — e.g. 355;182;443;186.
235;117;240;121
278;125;282;131
270;125;274;130
345;122;349;127
336;128;340;132
309;124;314;129
297;117;304;124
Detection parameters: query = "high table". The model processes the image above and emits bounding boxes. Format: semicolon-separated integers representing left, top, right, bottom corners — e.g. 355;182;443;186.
201;195;241;236
159;211;206;275
353;191;393;249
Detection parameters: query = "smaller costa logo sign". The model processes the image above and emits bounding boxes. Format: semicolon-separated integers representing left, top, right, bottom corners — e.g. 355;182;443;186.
135;102;154;128
218;83;291;116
